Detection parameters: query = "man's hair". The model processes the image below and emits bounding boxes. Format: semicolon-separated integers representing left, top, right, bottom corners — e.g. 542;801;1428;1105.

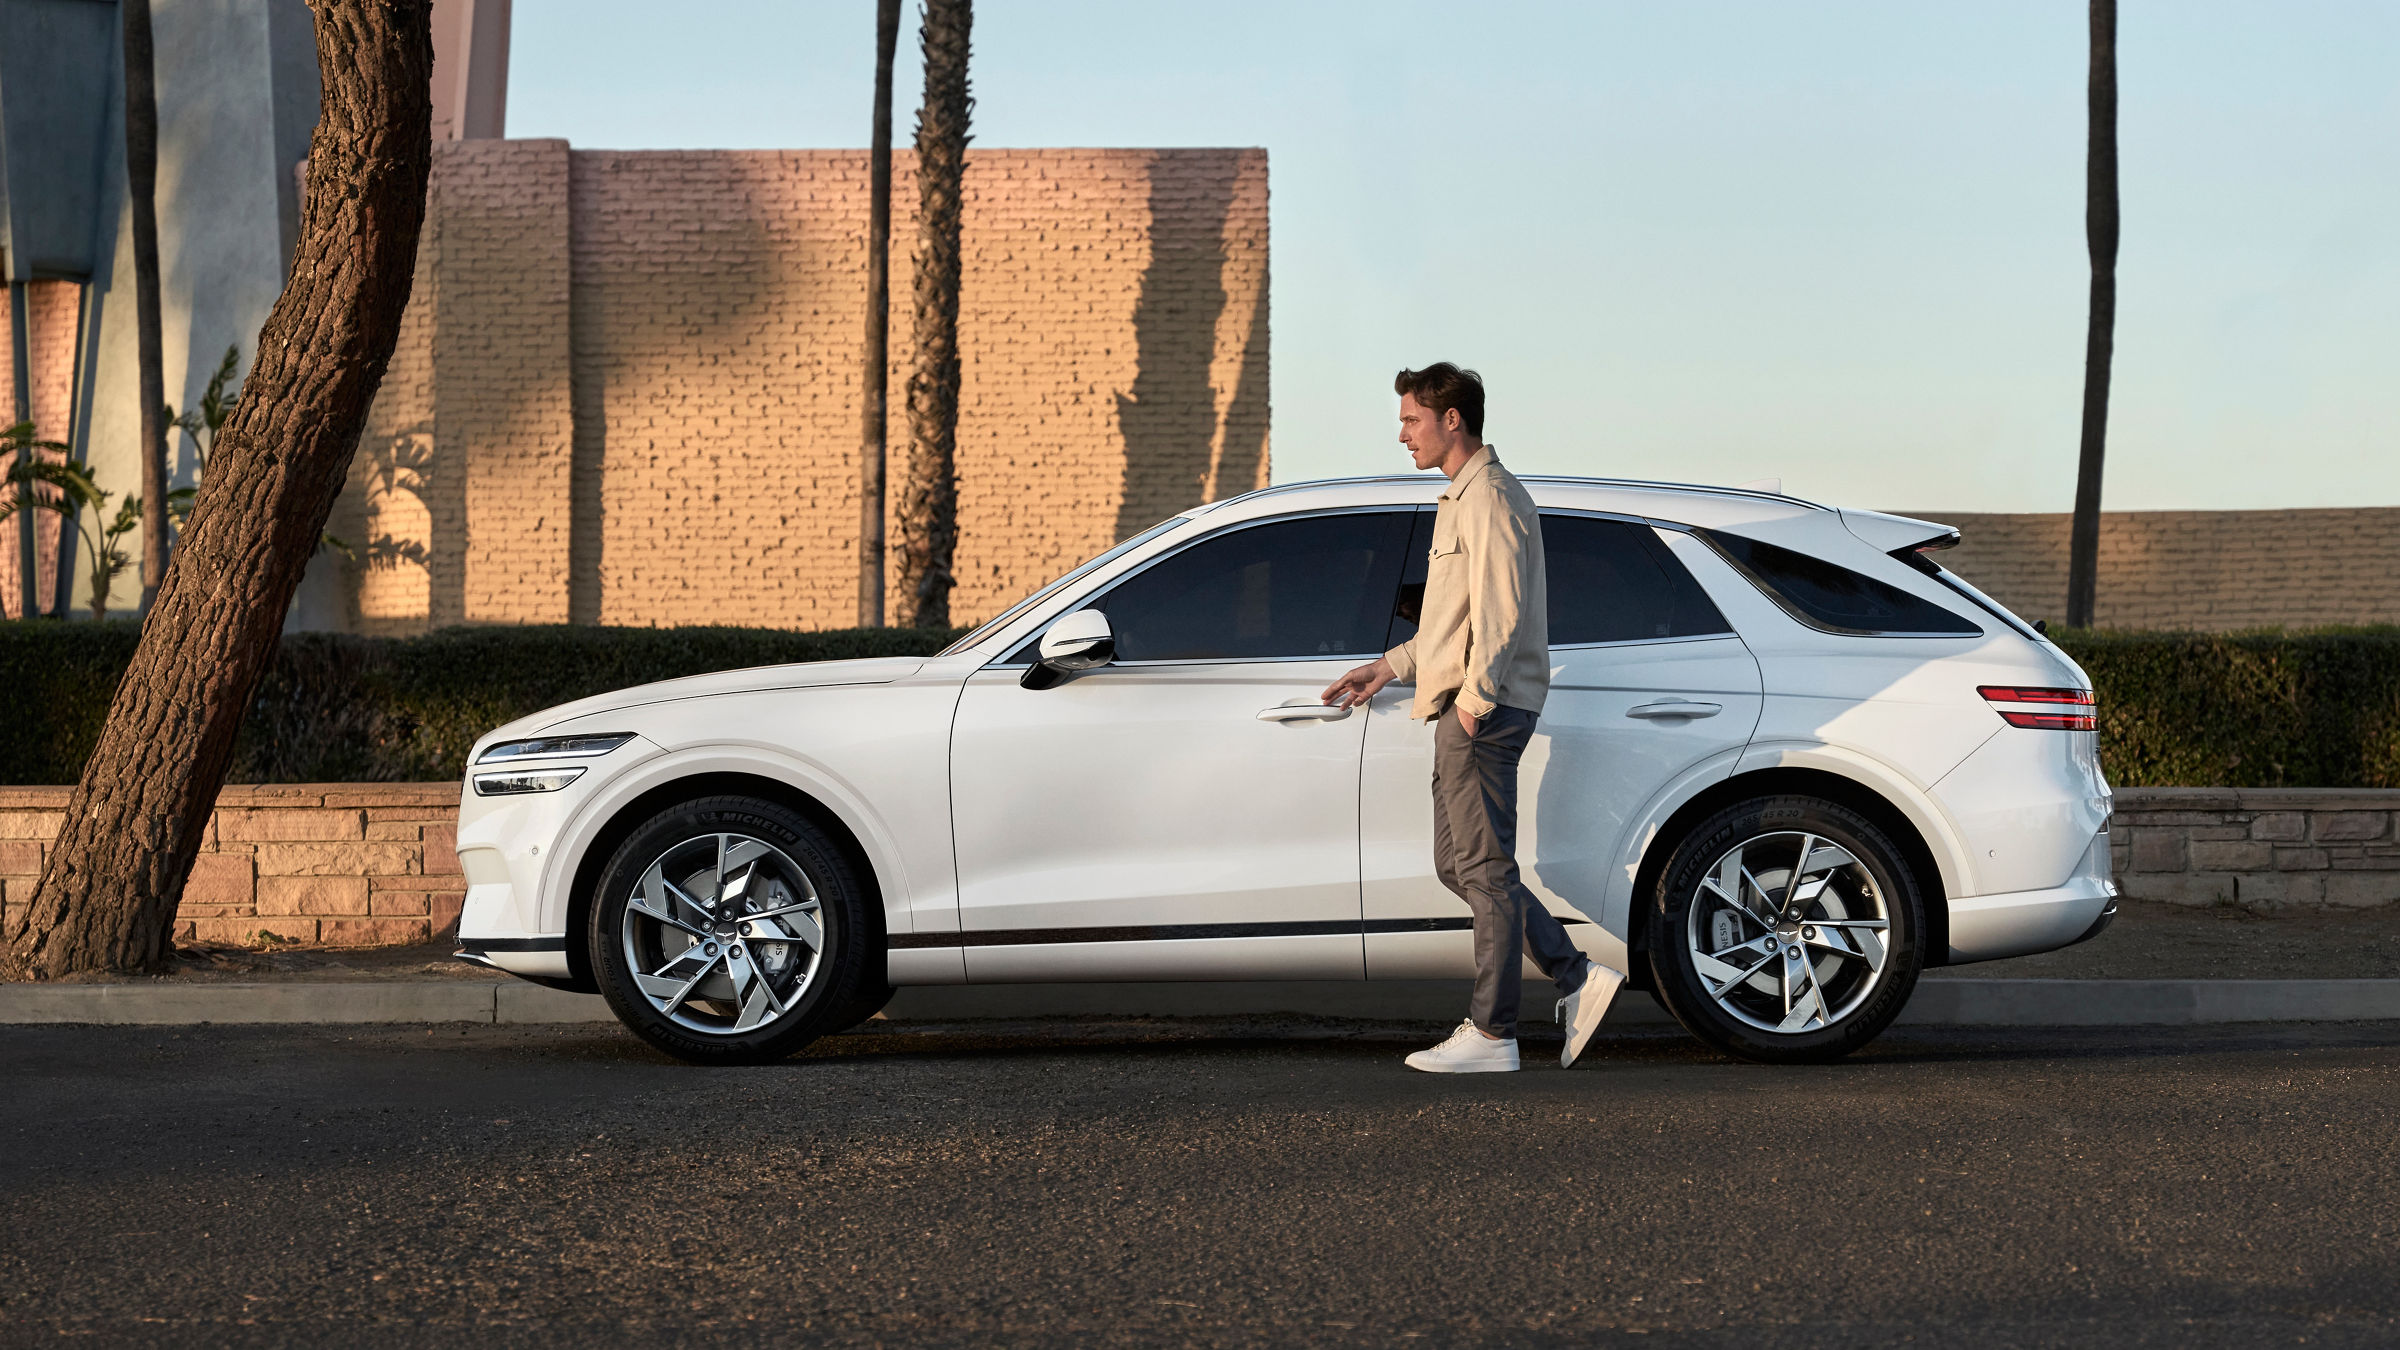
1394;363;1485;437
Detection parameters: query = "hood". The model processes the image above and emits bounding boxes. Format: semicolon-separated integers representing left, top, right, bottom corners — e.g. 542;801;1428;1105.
473;657;929;749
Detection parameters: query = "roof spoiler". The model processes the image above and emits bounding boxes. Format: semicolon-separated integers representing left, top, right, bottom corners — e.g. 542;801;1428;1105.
1839;508;1960;555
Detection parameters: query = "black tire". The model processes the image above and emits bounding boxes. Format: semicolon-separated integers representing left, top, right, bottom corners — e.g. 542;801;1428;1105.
591;794;873;1065
827;980;898;1034
1646;794;1924;1064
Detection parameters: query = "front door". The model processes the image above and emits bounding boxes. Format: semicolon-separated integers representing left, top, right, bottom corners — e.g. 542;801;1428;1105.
1362;513;1765;978
950;509;1419;981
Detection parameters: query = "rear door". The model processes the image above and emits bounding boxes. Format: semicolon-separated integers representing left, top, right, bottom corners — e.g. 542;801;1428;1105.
1361;512;1764;977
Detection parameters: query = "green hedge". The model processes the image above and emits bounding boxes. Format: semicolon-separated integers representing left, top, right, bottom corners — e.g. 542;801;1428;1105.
1;623;958;785
2055;628;2400;788
9;623;2400;788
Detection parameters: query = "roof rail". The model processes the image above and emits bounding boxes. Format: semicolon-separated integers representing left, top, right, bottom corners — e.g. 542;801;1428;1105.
1200;473;1830;513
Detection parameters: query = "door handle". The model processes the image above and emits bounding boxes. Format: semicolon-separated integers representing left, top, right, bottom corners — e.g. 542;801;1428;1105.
1257;703;1353;722
1626;699;1722;720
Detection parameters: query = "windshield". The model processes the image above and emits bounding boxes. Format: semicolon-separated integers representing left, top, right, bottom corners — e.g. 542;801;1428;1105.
936;516;1194;656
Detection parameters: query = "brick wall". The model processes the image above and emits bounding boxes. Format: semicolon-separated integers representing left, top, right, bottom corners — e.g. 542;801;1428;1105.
332;141;1271;634
1899;508;2400;632
0;785;463;948
0;279;87;618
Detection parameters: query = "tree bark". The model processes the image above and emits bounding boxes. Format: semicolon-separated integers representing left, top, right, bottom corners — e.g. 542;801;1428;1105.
5;0;433;980
123;0;170;615
858;0;900;629
2065;0;2117;630
895;0;971;630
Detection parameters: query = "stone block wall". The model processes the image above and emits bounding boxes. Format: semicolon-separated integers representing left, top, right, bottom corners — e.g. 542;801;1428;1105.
329;141;1271;634
0;785;463;948
1899;508;2400;632
2109;788;2400;910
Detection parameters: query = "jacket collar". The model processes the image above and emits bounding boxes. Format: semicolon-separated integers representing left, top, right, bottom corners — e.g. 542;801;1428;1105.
1439;445;1496;501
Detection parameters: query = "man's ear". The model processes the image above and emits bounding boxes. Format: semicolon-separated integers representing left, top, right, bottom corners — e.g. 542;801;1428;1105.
1443;407;1462;433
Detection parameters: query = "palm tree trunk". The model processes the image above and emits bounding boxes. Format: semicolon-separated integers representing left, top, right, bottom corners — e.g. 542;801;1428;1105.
895;0;972;630
2065;0;2117;630
858;0;900;629
123;0;171;616
5;0;434;980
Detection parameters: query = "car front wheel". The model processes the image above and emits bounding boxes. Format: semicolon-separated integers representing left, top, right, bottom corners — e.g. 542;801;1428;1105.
591;795;873;1065
1647;795;1925;1064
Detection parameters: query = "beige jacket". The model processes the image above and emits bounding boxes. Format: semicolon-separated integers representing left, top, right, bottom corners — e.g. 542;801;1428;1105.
1385;446;1550;720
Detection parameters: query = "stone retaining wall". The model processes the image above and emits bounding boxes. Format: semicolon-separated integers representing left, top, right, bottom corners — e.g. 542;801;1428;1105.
0;785;462;948
1;784;2391;950
2108;788;2400;910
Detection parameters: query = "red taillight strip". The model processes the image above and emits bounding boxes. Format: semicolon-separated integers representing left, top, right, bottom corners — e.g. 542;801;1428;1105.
1997;710;2096;731
1977;685;2093;706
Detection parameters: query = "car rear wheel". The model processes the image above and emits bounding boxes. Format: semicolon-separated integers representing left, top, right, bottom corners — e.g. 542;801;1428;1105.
591;795;873;1065
1647;795;1924;1064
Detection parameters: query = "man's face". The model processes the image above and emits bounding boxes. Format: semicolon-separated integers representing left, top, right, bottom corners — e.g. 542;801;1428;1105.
1397;393;1462;471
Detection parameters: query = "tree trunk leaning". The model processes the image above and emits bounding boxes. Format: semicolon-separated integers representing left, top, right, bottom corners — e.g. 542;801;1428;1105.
2065;0;2118;630
5;0;434;980
895;0;971;631
123;0;171;615
858;0;900;629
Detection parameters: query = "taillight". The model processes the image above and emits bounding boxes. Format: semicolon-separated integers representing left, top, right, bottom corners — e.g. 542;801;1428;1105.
1979;685;2095;731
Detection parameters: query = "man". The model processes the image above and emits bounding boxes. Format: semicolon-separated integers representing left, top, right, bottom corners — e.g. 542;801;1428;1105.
1323;363;1624;1073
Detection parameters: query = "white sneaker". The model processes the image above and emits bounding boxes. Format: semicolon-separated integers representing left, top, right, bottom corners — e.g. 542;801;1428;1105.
1404;1019;1520;1074
1555;960;1625;1068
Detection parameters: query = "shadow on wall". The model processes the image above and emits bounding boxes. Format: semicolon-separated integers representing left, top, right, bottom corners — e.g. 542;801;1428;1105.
1113;156;1267;540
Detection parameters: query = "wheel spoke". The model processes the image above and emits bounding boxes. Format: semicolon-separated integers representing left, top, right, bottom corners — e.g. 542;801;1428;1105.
634;953;720;1017
1799;840;1859;876
746;909;823;951
629;886;707;940
656;874;715;929
1695;948;1775;1002
1702;850;1778;929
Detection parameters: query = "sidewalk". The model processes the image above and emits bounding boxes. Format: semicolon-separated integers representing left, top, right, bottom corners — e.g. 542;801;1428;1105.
4;901;2397;1028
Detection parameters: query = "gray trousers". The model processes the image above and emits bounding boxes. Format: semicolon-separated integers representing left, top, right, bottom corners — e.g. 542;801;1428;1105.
1433;703;1588;1038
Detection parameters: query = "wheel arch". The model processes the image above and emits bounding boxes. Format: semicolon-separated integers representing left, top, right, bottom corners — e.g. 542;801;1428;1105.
558;771;889;994
1625;766;1952;983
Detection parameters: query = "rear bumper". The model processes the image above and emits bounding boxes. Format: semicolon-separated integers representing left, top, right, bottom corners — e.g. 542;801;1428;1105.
1946;873;2117;964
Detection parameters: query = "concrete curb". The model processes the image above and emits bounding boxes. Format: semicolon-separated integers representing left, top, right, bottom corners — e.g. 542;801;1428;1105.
3;978;2400;1028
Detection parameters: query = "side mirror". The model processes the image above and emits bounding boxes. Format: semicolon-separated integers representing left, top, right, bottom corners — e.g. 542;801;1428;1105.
1021;609;1116;689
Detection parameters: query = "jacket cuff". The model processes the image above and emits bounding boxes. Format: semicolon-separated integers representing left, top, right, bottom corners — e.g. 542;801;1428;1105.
1384;641;1417;683
1454;690;1498;720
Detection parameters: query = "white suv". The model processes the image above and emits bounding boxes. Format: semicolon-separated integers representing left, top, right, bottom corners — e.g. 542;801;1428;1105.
454;476;2115;1066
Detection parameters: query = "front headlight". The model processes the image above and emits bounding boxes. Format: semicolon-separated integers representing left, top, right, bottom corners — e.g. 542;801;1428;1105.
478;733;635;763
472;766;587;796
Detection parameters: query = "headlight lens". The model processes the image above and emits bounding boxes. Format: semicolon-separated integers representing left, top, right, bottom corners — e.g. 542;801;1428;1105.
477;733;636;763
472;767;587;796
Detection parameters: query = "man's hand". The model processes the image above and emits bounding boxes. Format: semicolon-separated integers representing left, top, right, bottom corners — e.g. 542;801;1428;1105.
1456;704;1479;736
1323;656;1396;710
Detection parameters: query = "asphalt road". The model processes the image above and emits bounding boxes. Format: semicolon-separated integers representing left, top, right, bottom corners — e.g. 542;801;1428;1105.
3;1017;2396;1348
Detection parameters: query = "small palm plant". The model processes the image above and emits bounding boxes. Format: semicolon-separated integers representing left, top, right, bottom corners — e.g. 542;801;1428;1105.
2;422;141;619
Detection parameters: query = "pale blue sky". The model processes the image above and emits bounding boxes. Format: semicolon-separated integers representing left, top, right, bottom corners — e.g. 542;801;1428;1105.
510;1;2398;512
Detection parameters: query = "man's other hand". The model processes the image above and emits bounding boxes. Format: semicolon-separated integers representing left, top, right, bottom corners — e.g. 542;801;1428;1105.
1456;704;1479;736
1323;657;1396;710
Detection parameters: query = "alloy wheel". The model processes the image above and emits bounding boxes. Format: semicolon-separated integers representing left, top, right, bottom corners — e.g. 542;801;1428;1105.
1685;829;1892;1034
618;832;826;1036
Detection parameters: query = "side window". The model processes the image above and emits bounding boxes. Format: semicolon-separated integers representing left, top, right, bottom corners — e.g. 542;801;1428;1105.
1087;512;1416;662
1542;514;1733;645
1698;528;1982;637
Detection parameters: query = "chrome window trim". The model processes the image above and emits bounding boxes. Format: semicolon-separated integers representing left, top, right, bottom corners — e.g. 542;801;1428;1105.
983;505;1424;671
1550;631;1742;654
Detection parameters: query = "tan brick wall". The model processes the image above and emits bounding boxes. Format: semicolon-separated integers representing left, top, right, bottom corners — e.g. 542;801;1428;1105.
0;784;463;948
339;142;1270;633
1898;507;2400;632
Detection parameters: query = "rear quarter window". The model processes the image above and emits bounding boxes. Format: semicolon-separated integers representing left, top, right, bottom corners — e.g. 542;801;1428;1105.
1542;514;1732;644
1697;528;1981;637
